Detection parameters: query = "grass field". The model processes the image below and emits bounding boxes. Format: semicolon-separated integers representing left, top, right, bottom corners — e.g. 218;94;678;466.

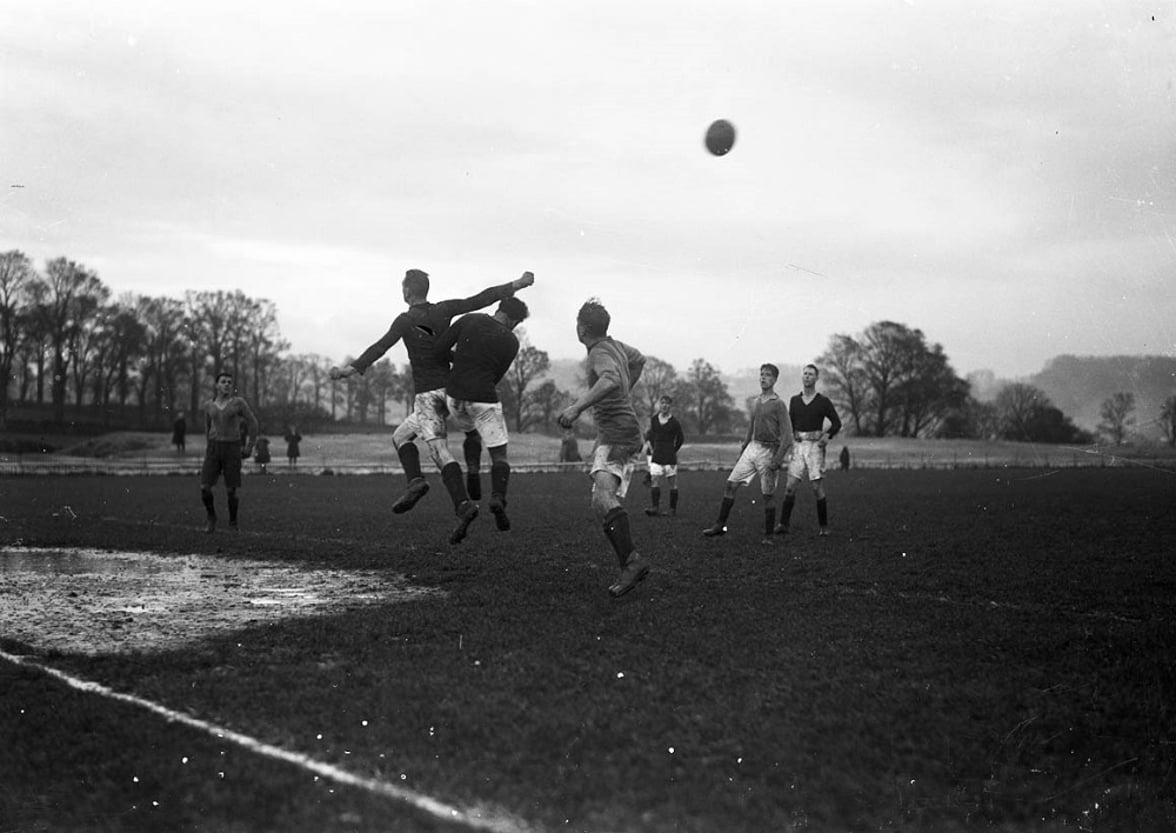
2;467;1175;832
5;429;1176;475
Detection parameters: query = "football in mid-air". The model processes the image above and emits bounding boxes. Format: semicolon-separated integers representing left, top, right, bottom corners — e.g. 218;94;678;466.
704;119;736;156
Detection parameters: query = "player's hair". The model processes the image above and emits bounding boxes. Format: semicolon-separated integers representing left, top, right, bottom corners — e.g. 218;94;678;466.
403;269;430;297
804;363;820;376
658;394;673;404
760;363;779;380
498;296;530;323
577;298;610;338
215;371;233;385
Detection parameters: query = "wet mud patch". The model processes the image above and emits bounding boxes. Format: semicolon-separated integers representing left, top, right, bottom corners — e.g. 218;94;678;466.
0;546;443;656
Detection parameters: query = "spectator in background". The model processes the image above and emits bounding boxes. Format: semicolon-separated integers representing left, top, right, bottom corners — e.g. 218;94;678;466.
839;445;851;472
284;426;302;468
172;412;187;453
254;436;272;474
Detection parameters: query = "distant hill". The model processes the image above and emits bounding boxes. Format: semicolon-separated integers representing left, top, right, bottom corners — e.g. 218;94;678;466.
1026;355;1176;441
970;355;1175;442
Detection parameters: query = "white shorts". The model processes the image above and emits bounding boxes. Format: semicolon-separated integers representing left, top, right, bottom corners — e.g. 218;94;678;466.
446;397;509;448
787;440;826;482
590;442;640;500
728;441;780;494
394;389;449;443
649;461;678;479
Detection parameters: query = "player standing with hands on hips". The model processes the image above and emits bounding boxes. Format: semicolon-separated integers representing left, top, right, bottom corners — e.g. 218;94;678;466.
329;268;534;533
776;363;842;536
558;298;651;598
200;371;260;533
642;394;684;516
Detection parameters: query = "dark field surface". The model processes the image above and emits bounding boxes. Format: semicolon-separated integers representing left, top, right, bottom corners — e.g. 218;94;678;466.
1;468;1174;832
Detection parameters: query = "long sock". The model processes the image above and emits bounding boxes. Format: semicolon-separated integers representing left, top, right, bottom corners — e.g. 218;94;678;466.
817;497;828;528
716;496;734;525
764;504;776;536
650;486;661;510
227;491;239;523
669;489;679;513
780;494;796;527
440;462;469;510
490;460;510;500
464;433;483;500
201;488;216;519
602;506;635;567
397;442;423;482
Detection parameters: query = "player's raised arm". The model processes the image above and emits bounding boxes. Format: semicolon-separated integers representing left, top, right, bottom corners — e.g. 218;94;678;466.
437;271;535;318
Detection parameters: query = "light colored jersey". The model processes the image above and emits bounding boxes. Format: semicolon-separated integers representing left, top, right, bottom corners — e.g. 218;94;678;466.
586;337;645;448
203;396;258;444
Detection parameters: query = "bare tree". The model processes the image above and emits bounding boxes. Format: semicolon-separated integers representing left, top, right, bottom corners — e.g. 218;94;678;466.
1160;395;1176;448
41;257;108;424
499;329;550;432
1098;392;1135;445
632;355;678;415
682;358;733;436
994;383;1047;441
0;250;36;428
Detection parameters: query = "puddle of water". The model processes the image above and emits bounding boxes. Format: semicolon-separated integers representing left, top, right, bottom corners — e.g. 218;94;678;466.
0;547;443;656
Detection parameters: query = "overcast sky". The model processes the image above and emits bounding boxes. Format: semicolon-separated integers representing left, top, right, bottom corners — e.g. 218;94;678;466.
3;1;1173;379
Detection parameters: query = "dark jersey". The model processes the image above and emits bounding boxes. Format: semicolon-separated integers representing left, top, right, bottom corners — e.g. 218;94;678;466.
788;392;842;438
349;282;518;394
645;414;684;465
435;313;519;403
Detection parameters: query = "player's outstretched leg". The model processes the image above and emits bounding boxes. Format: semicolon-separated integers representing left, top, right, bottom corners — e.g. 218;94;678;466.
442;462;478;544
775;493;795;535
702;496;734;537
645;484;661;516
200;487;217;533
488;456;511;531
463;432;483;501
227;489;239;531
392;442;430;514
602;506;648;597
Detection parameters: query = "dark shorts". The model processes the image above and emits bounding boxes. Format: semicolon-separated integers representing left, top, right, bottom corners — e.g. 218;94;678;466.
202;441;244;489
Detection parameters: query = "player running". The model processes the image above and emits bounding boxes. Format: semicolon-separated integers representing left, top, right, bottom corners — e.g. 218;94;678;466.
200;371;260;533
776;363;842;536
330;268;534;535
433;296;530;539
558;298;650;598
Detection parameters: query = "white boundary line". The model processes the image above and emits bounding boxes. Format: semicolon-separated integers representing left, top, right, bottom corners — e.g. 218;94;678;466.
0;649;535;833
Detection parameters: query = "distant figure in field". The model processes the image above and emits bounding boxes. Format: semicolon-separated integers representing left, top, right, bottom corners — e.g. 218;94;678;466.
434;296;531;541
839;445;851;472
284;426;302;468
702;363;792;544
559;426;582;463
776;363;843;537
201;371;259;533
328;267;534;516
642;394;684;517
172;412;187;453
557;298;650;599
254;436;272;474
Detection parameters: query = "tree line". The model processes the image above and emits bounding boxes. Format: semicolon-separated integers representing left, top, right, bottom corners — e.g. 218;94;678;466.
4;250;1171;445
